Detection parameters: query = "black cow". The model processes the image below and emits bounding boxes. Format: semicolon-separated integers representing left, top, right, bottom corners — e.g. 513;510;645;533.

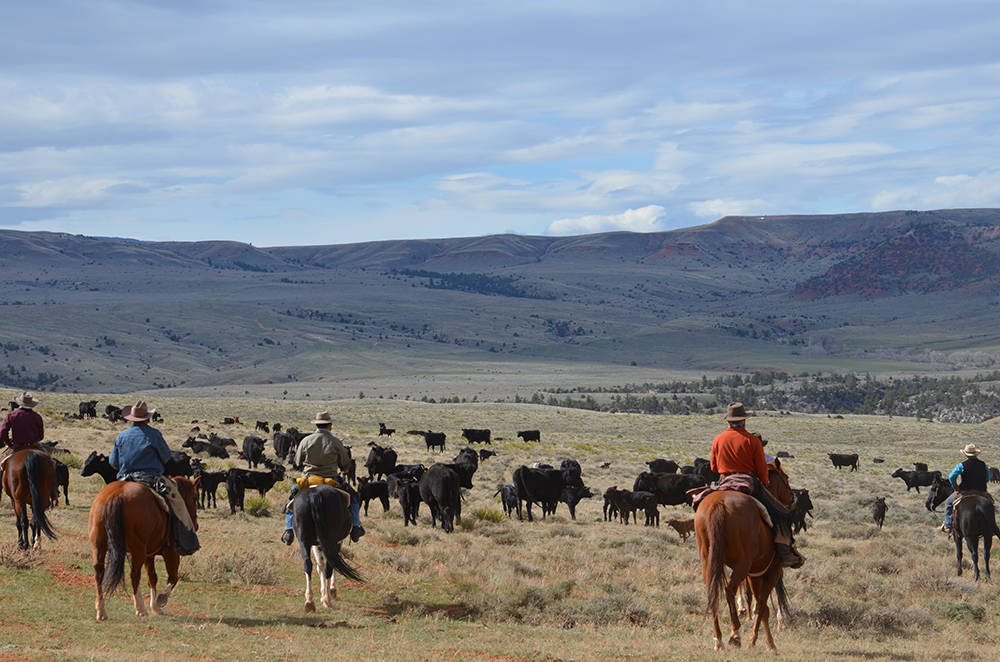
790;488;814;534
891;468;941;493
52;458;69;506
632;472;706;506
272;422;283;433
461;428;491;444
242;435;266;469
255;421;270;433
226;470;245;514
603;486;620;522
80;451;117;483
871;496;887;529
79;400;98;419
392;464;427;481
494;484;520;519
424;430;446;452
183;436;230;459
228;466;284;497
365;443;398;480
378;422;395;437
913;462;929;472
646;459;678;474
418;464;462;533
609;488;658;527
926;477;952;511
479;449;496;462
516;430;540;442
105;404;124;423
512;461;588;522
165;450;194;477
991;467;1000;484
272;431;295;460
208;432;237;448
828;453;859;471
357;477;390;516
391;476;421;526
440;448;479;490
693;457;720;484
194;468;227;509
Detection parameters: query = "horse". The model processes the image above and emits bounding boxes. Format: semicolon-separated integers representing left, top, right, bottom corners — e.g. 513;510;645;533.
952;493;1000;581
2;448;58;550
695;489;788;650
291;484;363;612
88;476;199;620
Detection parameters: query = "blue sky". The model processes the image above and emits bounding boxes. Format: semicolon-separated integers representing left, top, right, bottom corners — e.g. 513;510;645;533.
2;1;1000;247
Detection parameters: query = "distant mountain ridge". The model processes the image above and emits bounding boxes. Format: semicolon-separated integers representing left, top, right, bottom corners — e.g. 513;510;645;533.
3;208;1000;393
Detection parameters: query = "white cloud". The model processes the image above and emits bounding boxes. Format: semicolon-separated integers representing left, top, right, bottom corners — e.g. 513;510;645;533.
689;199;771;219
547;205;666;235
872;171;1000;210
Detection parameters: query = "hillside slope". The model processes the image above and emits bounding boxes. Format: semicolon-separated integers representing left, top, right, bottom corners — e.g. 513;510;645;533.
2;208;1000;395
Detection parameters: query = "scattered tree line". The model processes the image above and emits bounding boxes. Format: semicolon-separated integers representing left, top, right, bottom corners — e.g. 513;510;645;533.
392;269;548;299
512;371;1000;422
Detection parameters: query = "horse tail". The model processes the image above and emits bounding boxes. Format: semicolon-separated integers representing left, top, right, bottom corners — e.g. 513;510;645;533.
309;489;363;583
25;452;57;541
703;506;728;617
774;576;792;624
101;495;127;597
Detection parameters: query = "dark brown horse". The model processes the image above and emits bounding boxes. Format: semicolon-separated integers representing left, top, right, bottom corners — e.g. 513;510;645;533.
953;493;1000;581
291;483;363;611
2;448;58;549
88;477;199;620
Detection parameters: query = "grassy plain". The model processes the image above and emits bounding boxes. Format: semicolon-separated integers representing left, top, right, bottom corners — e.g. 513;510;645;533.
2;390;1000;661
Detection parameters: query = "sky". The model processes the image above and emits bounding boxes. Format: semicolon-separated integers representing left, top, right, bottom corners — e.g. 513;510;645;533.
2;1;1000;247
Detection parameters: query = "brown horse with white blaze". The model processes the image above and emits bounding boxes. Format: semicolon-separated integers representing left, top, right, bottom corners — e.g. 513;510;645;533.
88;477;199;620
695;487;787;651
3;448;58;550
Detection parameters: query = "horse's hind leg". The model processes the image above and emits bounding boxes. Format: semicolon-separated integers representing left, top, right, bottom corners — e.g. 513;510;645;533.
146;558;163;615
130;553;148;616
984;537;992;581
302;544;316;613
93;541;108;621
967;538;981;582
312;547;333;608
955;536;964;576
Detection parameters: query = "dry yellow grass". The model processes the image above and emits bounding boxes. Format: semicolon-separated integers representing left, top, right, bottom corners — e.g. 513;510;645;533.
2;389;1000;661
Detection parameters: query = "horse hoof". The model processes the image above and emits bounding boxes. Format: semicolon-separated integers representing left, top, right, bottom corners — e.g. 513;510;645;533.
156;594;169;609
729;636;741;649
305;602;316;613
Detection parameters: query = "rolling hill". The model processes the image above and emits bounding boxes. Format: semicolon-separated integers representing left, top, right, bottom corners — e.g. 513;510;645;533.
3;208;1000;397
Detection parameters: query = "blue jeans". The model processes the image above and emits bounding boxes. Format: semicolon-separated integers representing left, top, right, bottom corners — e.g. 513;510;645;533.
284;478;361;530
943;491;959;530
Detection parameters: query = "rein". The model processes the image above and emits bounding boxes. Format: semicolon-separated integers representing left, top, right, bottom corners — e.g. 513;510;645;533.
748;550;777;578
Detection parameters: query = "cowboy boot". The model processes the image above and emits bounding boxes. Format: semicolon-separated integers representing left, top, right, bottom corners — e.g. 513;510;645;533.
775;543;804;568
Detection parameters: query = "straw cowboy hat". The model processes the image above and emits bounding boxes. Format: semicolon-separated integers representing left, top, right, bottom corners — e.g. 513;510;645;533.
961;443;982;457
723;402;755;421
14;392;40;409
312;411;334;426
123;401;156;422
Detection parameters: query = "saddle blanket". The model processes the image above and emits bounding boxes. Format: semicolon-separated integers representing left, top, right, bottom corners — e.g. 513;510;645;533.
688;474;772;528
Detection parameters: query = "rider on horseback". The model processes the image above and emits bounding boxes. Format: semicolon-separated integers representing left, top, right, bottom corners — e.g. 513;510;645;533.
281;411;364;546
0;392;47;474
938;443;993;535
109;401;200;555
710;402;804;569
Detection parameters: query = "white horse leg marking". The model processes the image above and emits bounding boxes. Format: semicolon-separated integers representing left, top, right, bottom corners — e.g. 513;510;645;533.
304;571;315;613
312;546;332;608
150;587;163;615
133;586;148;617
95;595;107;621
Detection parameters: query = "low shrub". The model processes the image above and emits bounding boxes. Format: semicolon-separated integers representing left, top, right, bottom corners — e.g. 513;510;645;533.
244;494;271;517
201;551;277;586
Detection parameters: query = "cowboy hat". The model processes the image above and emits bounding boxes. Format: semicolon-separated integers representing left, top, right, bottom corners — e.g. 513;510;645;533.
312;411;334;425
123;401;156;422
14;392;40;409
723;402;754;421
961;443;982;457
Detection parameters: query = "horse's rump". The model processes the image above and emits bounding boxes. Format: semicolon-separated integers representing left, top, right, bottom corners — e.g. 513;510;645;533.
296;485;362;582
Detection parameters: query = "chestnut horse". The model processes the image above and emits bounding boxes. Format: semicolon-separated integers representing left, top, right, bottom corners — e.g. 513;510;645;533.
2;448;58;549
88;477;199;620
291;484;363;611
695;461;792;651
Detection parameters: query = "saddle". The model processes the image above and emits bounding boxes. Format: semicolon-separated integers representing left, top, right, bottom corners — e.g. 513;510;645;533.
123;473;200;556
295;475;342;490
954;490;993;508
689;475;773;527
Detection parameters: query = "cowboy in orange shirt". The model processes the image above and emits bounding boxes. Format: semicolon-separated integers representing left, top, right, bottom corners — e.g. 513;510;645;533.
711;402;804;568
